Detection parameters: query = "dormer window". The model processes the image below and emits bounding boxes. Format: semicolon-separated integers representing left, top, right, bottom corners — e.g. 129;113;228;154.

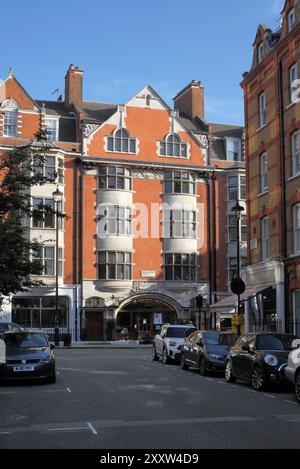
159;133;188;158
288;8;296;32
258;42;264;64
45;118;59;142
107;128;137;154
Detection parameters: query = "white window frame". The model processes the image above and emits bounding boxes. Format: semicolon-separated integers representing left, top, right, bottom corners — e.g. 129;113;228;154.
261;216;269;261
293;203;300;254
3;109;18;137
291;130;300;177
226;138;242;162
106;128;137;154
45;117;59;142
260;152;268;193
288;8;296;33
289;63;298;104
258;42;264;64
259;93;266;128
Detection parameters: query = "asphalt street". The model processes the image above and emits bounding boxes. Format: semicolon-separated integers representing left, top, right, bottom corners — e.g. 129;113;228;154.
0;349;300;449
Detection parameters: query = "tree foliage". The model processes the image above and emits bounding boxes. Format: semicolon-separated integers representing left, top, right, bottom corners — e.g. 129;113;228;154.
0;132;60;306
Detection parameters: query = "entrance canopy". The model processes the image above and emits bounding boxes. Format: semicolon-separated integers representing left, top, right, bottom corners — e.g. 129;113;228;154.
210;284;273;312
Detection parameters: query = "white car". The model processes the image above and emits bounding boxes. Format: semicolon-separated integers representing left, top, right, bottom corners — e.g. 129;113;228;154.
285;338;300;403
152;324;196;364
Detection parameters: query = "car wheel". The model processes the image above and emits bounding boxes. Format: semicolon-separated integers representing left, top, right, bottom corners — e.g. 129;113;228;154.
152;346;159;362
199;356;207;376
181;355;189;370
162;348;170;365
295;370;300;403
225;360;236;383
251;365;267;391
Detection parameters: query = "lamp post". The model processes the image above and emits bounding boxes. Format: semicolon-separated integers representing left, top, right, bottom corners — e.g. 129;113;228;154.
231;199;245;333
52;186;63;346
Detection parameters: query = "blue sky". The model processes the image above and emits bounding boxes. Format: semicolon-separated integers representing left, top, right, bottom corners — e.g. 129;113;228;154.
1;0;283;125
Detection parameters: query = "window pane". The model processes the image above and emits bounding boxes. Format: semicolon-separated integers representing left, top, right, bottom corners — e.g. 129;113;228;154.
174;266;182;280
165;266;173;281
108;264;116;279
107;137;113;151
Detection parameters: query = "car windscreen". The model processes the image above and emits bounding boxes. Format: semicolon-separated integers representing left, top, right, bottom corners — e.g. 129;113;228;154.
166;328;196;338
256;335;297;351
204;333;239;346
4;333;48;349
0;324;9;331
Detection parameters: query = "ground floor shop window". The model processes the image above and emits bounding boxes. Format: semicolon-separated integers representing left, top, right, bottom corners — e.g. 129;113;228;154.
294;290;300;335
12;297;69;328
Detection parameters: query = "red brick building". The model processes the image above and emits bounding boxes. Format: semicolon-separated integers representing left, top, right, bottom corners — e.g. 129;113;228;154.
0;66;245;341
240;0;300;333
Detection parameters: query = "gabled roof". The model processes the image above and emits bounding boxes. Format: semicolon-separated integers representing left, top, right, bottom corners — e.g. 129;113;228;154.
80;101;118;123
1;73;38;110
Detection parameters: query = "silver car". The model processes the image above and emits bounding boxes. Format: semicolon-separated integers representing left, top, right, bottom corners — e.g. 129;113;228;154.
285;339;300;403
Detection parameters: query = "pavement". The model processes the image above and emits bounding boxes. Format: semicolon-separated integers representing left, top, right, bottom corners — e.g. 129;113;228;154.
0;348;300;449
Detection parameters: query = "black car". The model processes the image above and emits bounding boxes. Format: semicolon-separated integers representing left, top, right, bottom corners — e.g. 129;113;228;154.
0;331;56;384
0;322;25;338
225;332;299;391
181;331;240;375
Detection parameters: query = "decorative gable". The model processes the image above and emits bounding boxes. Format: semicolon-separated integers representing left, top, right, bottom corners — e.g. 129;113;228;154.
126;85;170;110
0;72;38;110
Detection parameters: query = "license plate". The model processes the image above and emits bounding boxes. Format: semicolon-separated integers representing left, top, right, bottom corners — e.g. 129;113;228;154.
13;365;35;372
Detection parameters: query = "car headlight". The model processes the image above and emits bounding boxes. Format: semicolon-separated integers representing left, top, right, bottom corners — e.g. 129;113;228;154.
169;341;177;347
264;354;278;366
40;355;52;364
207;353;223;360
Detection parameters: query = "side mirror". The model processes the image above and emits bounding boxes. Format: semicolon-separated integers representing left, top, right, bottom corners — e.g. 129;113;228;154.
50;344;55;350
242;343;254;353
292;339;300;349
196;340;203;347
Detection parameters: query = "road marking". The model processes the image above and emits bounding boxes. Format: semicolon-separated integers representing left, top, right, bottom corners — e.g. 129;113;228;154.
284;400;298;406
0;432;11;435
0;392;16;395
217;381;225;385
67;387;71;393
87;422;98;435
263;394;276;399
247;390;257;394
48;427;88;433
42;389;69;393
58;367;127;375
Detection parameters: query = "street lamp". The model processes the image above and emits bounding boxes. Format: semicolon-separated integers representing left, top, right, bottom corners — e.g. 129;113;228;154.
231;199;245;332
52;186;63;346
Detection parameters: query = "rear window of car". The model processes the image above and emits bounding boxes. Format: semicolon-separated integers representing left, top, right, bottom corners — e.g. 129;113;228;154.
256;334;298;351
204;333;239;346
4;333;48;349
166;327;196;338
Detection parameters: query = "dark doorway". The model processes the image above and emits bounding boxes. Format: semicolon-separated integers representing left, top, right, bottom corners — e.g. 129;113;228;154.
116;297;177;342
85;311;103;341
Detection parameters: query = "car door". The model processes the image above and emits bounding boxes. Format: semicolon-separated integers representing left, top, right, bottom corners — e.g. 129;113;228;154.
233;335;256;379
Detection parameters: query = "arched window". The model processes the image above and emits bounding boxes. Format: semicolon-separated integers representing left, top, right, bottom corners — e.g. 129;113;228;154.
159;133;188;158
1;98;19;137
107;128;137;154
291;130;300;176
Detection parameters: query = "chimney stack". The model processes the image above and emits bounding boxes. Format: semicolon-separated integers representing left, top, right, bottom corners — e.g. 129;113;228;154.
65;64;84;110
173;80;205;120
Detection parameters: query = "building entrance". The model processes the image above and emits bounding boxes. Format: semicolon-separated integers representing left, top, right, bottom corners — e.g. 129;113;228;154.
116;295;178;342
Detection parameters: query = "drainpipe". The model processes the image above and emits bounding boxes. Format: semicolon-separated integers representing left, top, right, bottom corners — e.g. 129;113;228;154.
278;58;288;332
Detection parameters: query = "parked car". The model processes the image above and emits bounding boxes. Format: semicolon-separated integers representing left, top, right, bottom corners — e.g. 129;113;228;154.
0;331;56;384
225;332;299;391
0;322;25;338
153;324;196;364
181;331;240;375
285;338;300;403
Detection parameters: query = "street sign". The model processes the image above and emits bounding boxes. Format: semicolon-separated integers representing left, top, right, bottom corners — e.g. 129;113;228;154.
231;278;246;295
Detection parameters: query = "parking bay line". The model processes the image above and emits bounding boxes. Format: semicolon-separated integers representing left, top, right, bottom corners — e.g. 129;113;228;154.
0;416;259;436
